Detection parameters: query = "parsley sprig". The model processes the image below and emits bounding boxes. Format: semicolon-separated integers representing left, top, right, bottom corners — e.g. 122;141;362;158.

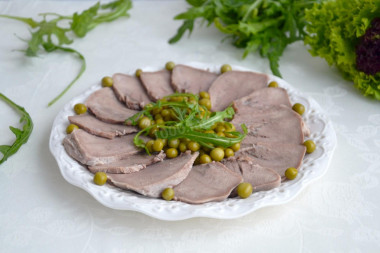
0;0;132;106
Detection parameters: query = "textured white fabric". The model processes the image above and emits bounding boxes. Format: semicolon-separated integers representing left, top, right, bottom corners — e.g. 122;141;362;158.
0;1;379;252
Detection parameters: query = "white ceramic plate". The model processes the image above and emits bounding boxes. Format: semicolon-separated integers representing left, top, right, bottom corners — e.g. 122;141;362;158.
49;62;337;221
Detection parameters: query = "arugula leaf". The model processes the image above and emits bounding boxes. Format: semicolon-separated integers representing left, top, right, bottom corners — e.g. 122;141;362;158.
169;0;315;77
0;93;33;165
0;0;132;106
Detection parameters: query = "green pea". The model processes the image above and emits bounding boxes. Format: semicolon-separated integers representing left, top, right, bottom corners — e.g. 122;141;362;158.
94;172;107;186
221;64;232;73
199;154;212;164
285;167;298;180
187;141;200;152
66;124;78;134
74;103;87;115
179;142;187;153
101;76;113;87
268;81;278;88
303;140;316;154
168;138;180;148
199;98;212;110
135;69;142;77
230;143;240;152
237;182;253;198
161;188;174;201
199;91;210;99
225;148;234;158
145;140;155;153
165;61;175;71
153;139;164;152
166;148;178;158
210;148;224;161
292;103;305;115
138;116;151;129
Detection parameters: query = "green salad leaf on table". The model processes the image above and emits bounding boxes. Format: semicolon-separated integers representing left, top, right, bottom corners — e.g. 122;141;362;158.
0;0;132;106
304;0;380;100
169;0;316;77
0;93;33;165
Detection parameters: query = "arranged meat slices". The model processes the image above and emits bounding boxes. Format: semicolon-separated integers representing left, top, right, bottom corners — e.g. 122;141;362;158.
107;151;198;198
68;114;137;139
173;162;243;204
223;156;281;197
237;142;306;178
88;151;165;174
112;73;152;110
208;70;269;111
86;87;139;124
233;87;291;114
171;64;218;93
63;129;148;166
140;70;173;101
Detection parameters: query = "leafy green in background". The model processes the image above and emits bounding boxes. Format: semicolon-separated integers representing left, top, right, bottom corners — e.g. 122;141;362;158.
169;0;316;77
0;93;33;165
304;0;380;100
0;0;132;106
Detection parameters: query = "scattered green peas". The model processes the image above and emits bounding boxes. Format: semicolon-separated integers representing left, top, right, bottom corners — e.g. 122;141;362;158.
268;81;278;88
230;143;240;152
135;69;142;77
168;139;180;148
138;116;151;129
166;148;179;158
225;148;234;158
210;148;224;161
199;91;210;99
199;154;212;164
145;140;155;153
179;142;187;153
153;139;164;152
187;141;201;152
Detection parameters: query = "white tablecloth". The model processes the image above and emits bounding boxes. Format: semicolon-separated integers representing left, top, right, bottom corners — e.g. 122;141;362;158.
1;1;380;252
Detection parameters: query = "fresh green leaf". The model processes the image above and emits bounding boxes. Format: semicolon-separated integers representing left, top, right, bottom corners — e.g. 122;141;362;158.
0;93;33;165
169;0;315;77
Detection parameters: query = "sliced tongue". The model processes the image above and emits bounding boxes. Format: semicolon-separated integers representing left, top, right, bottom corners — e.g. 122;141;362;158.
107;151;198;198
140;70;173;101
223;156;281;197
86;87;139;124
173;162;243;204
236;142;306;178
63;129;147;166
112;73;152;110
68;114;137;139
88;151;165;174
208;70;269;111
171;64;218;93
233;87;292;113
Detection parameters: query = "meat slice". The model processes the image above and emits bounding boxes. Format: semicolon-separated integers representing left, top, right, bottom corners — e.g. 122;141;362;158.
236;142;306;178
63;129;147;166
88;151;165;174
140;70;173;101
173;162;243;204
232;87;291;114
171;64;218;93
232;104;310;137
222;156;281;197
208;70;269;111
86;87;139;124
107;151;198;198
68;114;138;139
112;73;152;110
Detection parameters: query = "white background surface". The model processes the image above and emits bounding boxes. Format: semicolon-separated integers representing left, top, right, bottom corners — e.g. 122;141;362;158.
0;0;379;252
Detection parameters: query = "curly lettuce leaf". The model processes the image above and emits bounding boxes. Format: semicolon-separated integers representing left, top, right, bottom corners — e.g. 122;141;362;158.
304;0;380;100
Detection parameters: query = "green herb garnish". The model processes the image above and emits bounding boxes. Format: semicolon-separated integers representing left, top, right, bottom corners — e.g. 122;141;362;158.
126;93;246;154
0;0;132;106
0;93;34;165
169;0;315;77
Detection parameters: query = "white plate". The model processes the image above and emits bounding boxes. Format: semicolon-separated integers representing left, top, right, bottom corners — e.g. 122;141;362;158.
49;62;337;221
